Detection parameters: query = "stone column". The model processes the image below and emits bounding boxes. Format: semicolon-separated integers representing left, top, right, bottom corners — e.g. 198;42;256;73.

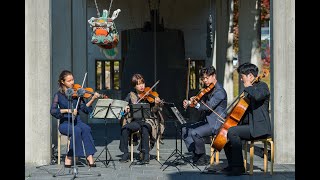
71;0;88;124
238;0;261;67
25;0;51;165
214;0;234;105
272;0;295;164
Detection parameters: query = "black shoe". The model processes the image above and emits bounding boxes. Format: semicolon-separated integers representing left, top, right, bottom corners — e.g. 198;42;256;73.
88;163;97;167
220;166;232;172
86;160;97;167
226;166;245;176
141;158;149;164
194;154;208;166
119;153;129;163
141;154;150;164
64;164;72;168
192;152;202;163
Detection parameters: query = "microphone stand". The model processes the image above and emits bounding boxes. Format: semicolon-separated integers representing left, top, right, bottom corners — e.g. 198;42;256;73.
37;90;74;175
51;89;74;177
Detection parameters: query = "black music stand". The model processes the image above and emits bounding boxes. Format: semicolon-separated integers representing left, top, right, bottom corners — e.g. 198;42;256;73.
160;103;201;173
129;103;151;120
91;99;128;169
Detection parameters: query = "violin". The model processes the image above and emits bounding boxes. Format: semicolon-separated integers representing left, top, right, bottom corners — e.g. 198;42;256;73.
138;87;160;103
189;83;215;107
72;83;108;99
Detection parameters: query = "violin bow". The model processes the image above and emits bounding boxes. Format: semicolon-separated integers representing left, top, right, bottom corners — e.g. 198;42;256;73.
200;100;225;123
186;58;190;100
74;72;88;109
136;80;160;103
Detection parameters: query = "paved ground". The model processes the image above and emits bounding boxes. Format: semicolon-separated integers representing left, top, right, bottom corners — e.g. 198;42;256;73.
25;123;295;180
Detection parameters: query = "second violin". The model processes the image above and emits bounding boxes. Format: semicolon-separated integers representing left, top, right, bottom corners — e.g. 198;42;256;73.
189;82;215;107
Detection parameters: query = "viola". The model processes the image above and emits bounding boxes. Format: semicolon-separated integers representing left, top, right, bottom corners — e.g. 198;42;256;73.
189;82;215;107
211;69;269;151
72;83;108;99
138;87;160;103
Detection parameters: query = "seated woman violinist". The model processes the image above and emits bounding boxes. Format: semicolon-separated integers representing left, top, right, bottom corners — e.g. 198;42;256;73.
119;73;165;164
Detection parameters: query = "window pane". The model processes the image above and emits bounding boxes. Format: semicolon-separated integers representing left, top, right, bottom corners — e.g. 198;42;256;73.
105;61;111;89
190;61;196;90
114;61;120;90
96;61;102;90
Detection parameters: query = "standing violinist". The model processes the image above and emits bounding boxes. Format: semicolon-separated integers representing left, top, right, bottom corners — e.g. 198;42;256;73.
50;70;100;167
220;62;272;176
119;73;164;164
182;66;227;165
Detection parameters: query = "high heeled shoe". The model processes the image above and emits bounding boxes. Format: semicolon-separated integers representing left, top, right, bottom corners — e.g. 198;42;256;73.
64;164;72;168
86;160;96;167
64;157;72;168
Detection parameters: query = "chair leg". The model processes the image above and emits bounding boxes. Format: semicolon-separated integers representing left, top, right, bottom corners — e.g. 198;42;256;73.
249;141;254;175
58;134;61;165
156;136;160;161
215;151;219;164
270;140;274;175
210;147;215;165
264;141;268;173
131;134;134;162
244;141;248;171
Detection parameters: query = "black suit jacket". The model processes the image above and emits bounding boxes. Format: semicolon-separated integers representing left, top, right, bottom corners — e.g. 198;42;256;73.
240;81;272;138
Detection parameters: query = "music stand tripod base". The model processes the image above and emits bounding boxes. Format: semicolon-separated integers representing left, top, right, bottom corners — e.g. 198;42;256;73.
91;99;128;169
160;105;201;172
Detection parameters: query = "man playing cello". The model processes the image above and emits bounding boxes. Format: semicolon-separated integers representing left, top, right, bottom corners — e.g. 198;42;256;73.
221;62;272;176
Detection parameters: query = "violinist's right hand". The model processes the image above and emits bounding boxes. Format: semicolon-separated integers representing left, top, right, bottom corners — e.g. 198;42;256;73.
61;109;78;116
72;109;78;116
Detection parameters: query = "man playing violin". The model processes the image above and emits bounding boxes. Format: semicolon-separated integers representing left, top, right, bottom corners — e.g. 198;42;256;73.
221;62;272;176
119;73;164;164
182;66;227;166
50;70;101;168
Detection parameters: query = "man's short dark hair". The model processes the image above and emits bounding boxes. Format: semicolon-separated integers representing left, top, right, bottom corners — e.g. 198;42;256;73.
199;66;216;77
237;62;258;77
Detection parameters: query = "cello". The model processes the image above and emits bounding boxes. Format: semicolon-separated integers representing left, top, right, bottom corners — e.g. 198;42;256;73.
211;69;269;151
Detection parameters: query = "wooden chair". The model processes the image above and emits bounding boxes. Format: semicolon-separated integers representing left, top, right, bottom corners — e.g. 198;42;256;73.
130;130;160;162
209;136;220;166
57;119;69;165
243;137;274;175
210;147;220;165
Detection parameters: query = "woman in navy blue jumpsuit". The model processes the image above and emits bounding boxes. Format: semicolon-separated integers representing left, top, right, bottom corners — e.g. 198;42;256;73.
50;70;100;167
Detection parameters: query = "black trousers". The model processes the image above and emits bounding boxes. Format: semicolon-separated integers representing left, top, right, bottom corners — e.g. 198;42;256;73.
224;125;269;168
119;120;152;156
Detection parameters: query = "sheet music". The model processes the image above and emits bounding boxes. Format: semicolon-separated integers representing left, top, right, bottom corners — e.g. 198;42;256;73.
92;99;128;119
170;107;187;124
